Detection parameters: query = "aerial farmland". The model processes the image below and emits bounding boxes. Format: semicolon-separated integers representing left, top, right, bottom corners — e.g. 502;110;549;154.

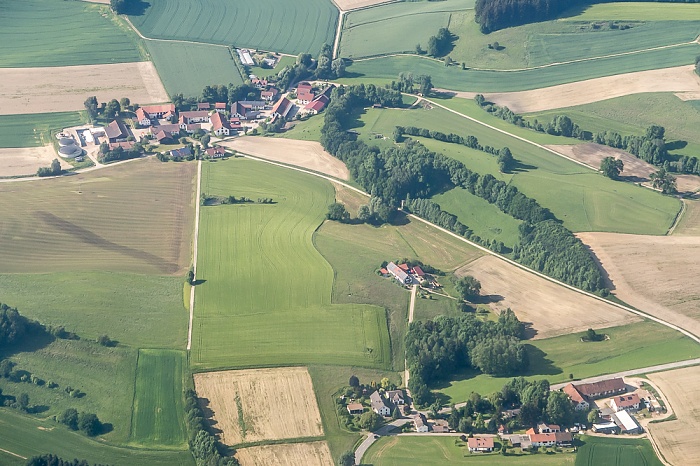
1;0;700;465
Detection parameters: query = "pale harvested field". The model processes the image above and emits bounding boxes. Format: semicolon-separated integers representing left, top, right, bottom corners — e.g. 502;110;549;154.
675;200;700;236
220;137;350;180
578;232;700;339
549;143;700;193
332;0;396;10
236;441;333;466
0;62;168;115
0;145;71;177
455;255;640;339
648;366;700;465
485;65;700;113
193;367;324;446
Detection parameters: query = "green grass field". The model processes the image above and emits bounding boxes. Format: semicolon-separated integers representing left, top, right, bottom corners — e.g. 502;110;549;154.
354;106;680;235
0;409;194;466
129;0;338;55
339;0;469;58
145;41;243;97
436;320;700;403
0;112;84;148
191;158;391;370
342;42;700;92
571;2;700;21
0;0;143;67
364;436;575;465
575;435;663;466
130;350;187;448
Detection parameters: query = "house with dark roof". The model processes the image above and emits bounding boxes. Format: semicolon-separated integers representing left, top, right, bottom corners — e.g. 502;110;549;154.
346;403;364;415
271;97;294;119
413;413;428;432
432;419;449;433
197;102;211;111
385;390;404;406
170;147;192;159
210;112;233;136
108;141;135;151
574;378;626;400
251;78;268;89
179;111;210;125
467;436;494;452
261;87;279;101
105;120;127;142
231;101;265;120
370;391;390;416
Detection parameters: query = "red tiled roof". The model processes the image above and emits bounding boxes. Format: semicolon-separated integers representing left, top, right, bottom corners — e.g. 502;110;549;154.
467;437;494;449
135;107;149;121
141;104;175;114
613;394;640;408
108;141;135;150
413;266;425;276
297;81;313;93
214;102;227;109
575;378;625;397
398;264;409;271
271;97;293;116
210;112;231;130
205;147;225;156
197;102;211;110
297;91;315;101
563;383;586;404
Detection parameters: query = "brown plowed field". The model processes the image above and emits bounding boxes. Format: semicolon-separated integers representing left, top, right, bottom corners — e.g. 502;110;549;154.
0;145;70;177
455;255;640;339
193;367;324;446
0;62;168;115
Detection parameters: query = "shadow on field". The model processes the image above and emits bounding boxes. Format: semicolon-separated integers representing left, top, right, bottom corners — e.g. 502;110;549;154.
123;0;150;16
523;344;560;376
35;211;179;274
197;397;223;436
0;330;54;359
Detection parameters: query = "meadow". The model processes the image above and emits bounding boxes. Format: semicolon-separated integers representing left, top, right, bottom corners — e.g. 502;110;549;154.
0;409;194;466
190;159;391;370
572;2;700;21
0;159;196;275
342;43;700;92
0;0;143;67
0;112;84;148
355;107;680;235
364;436;575;465
129;0;338;55
144;41;244;97
130;350;187;448
575;436;663;466
436;320;700;403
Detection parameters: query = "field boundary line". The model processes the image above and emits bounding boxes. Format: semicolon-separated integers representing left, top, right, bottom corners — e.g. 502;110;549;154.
0;448;26;460
187;159;202;351
333;10;346;59
667;198;687;235
242;154;700;346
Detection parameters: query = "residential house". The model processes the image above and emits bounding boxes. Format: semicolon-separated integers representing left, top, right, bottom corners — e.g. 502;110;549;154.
261;87;279;101
385;390;404;406
197;102;211;111
251;78;268;89
370;391;390;417
304;95;329;115
231;101;265;120
205;147;226;159
153;130;175;143
432;419;449;433
181;123;202;134
386;262;411;284
611;409;641;434
467;436;494;453
229;118;243;130
136;104;176;126
135;107;152;126
497;424;510;435
610;394;641;413
214;102;227;113
108;141;135;151
179;111;210;125
150;124;181;137
170;147;192;159
297;90;315;104
574;378;626;399
536;423;560;434
346;403;364;415
297;81;313;94
413;413;428;433
210;112;233;137
271;97;294;119
554;432;574;447
563;383;590;411
105;120;126;143
412;266;425;278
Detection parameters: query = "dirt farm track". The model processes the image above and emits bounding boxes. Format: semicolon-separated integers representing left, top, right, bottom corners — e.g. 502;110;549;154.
0;62;169;115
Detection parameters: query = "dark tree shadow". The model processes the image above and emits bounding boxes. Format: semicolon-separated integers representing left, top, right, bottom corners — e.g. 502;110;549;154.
0;330;55;359
29;405;50;414
123;0;150;16
192;279;207;286
522;344;560;376
100;423;114;435
666;140;688;151
510;160;537;173
470;294;504;305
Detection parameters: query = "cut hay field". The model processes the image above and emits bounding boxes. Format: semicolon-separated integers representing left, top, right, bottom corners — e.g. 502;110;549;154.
575;435;662;466
436;320;700;403
365;436;574;465
648;366;700;466
338;0;468;58
0;409;194;466
191;158;390;370
342;42;700;92
144;41;243;98
129;0;338;55
236;441;333;466
0;159;196;275
0;146;69;178
0;62;169;115
220;136;350;180
355;106;680;235
194;368;324;446
130;350;187;448
0;0;143;67
0;112;84;148
455;256;641;340
573;2;700;21
577;232;700;340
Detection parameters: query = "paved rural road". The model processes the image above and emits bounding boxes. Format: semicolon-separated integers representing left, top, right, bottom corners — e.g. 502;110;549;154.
355;419;411;465
550;358;700;390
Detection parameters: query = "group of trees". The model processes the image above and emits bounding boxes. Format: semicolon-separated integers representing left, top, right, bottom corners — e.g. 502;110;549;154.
395;125;516;172
83;96;133;123
57;408;103;436
26;455;110;466
406;312;527;405
37;159;63;177
0;303;35;347
426;27;454;57
184;389;240;466
109;0;133;14
600;156;624;180
390;73;433;96
453;275;481;301
99;142;143;163
315;43;347;79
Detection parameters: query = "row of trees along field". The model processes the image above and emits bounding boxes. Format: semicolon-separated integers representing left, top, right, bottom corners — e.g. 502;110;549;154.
183;389;239;466
320;84;605;292
26;456;110;466
406;311;527;405
476;95;699;178
475;0;700;32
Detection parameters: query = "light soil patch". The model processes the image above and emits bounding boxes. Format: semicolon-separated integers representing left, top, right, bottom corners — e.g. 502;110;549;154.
332;0;395;10
456;255;640;339
193;367;324;446
483;65;700;113
219;137;350;180
548;143;700;193
578;232;700;339
236;441;333;466
648;366;700;465
0;62;168;115
0;145;70;177
674;199;700;236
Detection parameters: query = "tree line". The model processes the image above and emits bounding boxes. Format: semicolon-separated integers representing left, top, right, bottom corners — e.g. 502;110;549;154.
26;456;111;466
184;388;240;466
475;0;700;32
406;312;527;405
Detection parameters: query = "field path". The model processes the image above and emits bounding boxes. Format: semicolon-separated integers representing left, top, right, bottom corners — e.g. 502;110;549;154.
239;154;700;346
404;284;417;404
187;159;202;351
0;448;26;460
